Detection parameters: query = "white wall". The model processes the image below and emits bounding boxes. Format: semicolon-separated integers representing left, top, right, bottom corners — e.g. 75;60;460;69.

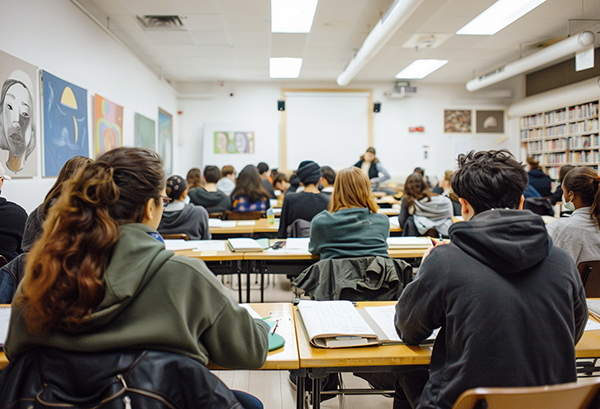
0;0;178;213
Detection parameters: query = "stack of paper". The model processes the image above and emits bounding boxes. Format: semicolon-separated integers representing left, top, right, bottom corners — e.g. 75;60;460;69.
387;237;432;248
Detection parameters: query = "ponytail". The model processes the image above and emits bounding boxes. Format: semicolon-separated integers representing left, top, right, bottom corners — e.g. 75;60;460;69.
591;174;600;227
563;167;600;227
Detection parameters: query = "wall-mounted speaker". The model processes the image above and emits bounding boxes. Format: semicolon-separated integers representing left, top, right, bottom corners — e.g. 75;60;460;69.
373;102;381;113
277;100;285;111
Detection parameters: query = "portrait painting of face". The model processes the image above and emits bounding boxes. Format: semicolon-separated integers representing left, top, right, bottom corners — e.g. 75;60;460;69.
0;50;39;177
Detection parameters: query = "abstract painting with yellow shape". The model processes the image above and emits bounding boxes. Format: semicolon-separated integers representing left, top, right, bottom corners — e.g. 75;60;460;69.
42;70;89;176
94;94;123;158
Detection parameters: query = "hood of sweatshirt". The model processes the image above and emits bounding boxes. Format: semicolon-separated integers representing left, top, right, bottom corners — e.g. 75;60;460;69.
448;209;550;274
413;195;453;220
160;204;197;228
188;187;227;207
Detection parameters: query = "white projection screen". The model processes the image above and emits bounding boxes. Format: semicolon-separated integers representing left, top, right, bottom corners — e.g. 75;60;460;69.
284;91;372;172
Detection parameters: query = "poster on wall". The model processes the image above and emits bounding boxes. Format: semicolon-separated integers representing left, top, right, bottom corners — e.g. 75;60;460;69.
0;50;38;177
135;113;155;150
158;108;172;175
214;131;255;154
476;110;504;133
444;109;472;133
41;70;89;177
93;94;123;158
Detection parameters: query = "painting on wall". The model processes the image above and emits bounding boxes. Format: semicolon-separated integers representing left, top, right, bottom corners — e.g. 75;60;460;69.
135;113;155;150
93;94;123;158
0;50;38;177
158;108;172;175
42;70;89;177
476;110;505;133
214;131;255;154
444;109;472;133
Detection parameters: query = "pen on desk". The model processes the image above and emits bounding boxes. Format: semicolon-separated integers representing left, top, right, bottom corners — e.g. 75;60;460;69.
271;320;279;334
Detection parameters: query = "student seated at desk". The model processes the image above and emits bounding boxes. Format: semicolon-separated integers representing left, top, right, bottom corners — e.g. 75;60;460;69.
546;167;600;266
277;160;330;238
216;165;236;196
395;150;587;409
158;175;211;240
188;165;232;213
4;147;269;407
431;170;460;216
319;165;336;197
231;165;271;212
309;166;389;259
186;167;202;189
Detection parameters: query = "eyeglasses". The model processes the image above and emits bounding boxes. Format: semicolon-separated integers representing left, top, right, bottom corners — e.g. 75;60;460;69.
159;196;172;209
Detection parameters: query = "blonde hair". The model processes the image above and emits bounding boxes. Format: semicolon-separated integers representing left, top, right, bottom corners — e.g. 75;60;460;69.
330;167;379;213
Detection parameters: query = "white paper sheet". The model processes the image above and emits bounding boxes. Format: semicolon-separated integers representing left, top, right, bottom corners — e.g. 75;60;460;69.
0;307;10;346
387;237;432;247
285;238;310;251
240;304;262;319
236;220;256;226
364;305;402;342
585;320;600;332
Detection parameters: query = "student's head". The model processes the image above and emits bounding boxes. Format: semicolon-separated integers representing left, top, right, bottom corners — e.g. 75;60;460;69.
440;170;453;189
330;167;378;213
451;150;528;219
321;166;336;187
526;156;541;171
186;167;202;188
166;175;187;201
403;173;432;207
19;147;165;333
361;147;376;162
42;156;93;216
562;167;600;225
296;160;321;186
413;167;425;177
273;173;289;192
257;162;270;177
203;165;220;184
231;164;270;203
559;165;575;184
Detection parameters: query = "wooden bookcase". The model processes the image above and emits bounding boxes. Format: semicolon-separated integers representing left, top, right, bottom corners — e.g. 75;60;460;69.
520;100;599;179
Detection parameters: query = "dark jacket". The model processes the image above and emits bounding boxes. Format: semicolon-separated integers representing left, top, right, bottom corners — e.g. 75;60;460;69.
395;209;588;409
188;187;232;213
528;169;552;197
0;197;27;262
0;348;244;409
0;253;26;303
22;204;44;252
277;191;330;238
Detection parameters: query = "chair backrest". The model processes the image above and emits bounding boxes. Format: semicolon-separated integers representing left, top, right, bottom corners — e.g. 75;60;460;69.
161;233;190;241
0;255;7;268
222;210;265;220
452;379;600;409
578;261;600;298
523;197;554;217
286;218;311;238
208;212;223;219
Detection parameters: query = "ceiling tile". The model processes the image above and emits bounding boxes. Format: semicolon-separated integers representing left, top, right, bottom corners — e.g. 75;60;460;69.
190;30;230;45
142;44;203;57
110;29;154;45
217;0;270;15
271;34;308;57
77;0;129;15
106;15;141;31
145;30;196;45
234;47;270;59
119;0;177;15
224;14;270;32
171;0;221;14
229;31;270;47
197;45;236;58
181;15;226;30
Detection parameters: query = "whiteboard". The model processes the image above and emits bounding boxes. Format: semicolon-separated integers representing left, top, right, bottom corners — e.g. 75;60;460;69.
285;92;369;171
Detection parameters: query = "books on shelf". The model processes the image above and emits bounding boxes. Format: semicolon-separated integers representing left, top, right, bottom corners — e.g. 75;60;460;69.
226;238;268;252
297;300;436;349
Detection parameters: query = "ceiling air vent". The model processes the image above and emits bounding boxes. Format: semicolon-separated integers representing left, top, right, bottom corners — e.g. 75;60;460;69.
136;15;185;30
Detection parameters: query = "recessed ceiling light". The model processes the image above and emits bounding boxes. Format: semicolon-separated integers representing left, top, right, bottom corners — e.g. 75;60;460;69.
395;59;448;79
457;0;546;36
271;0;319;33
270;58;303;78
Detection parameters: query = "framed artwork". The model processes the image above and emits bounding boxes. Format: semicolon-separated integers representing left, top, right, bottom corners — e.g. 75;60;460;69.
158;108;172;175
214;131;255;154
476;110;505;133
93;94;123;158
444;110;472;133
0;50;38;177
42;70;89;176
135;113;155;150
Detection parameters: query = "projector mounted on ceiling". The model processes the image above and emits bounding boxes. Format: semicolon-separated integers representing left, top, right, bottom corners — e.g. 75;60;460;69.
384;81;417;99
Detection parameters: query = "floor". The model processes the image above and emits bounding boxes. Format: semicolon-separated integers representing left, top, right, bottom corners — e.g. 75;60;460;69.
213;274;396;409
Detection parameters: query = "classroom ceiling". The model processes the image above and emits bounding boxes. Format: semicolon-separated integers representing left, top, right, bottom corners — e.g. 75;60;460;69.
75;0;600;86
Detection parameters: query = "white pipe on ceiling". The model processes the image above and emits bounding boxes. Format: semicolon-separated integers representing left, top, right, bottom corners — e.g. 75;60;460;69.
466;31;596;92
336;0;426;86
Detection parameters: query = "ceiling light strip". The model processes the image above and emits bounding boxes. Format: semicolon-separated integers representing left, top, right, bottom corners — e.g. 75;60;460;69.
457;0;546;36
396;59;448;79
271;0;319;33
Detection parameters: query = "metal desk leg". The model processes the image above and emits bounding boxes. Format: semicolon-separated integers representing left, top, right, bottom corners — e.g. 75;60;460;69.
291;369;306;409
246;261;252;303
235;260;243;303
312;376;322;409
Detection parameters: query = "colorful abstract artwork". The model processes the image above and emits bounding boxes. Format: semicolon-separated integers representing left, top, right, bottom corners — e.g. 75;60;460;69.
158;108;172;174
0;50;38;177
135;113;155;150
93;94;123;158
444;110;472;133
213;131;255;154
42;70;89;176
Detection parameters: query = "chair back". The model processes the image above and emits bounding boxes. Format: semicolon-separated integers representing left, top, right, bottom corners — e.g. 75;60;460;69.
222;210;265;220
452;379;600;409
0;255;7;268
578;261;600;298
208;212;223;219
161;233;190;241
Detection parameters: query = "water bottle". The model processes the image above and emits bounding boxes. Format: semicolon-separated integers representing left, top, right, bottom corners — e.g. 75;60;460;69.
267;207;275;225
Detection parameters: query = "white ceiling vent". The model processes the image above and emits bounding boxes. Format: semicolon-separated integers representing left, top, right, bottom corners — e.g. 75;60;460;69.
136;15;185;31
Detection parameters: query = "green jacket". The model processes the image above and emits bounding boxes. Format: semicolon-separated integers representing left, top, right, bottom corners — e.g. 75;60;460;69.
5;224;269;369
309;208;390;259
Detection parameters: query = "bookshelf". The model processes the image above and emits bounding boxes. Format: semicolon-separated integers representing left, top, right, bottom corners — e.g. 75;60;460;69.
520;101;599;179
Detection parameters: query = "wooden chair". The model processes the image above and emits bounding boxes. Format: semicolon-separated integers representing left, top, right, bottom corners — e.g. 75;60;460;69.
222;211;265;220
0;255;7;268
452;379;600;409
208;212;223;219
578;261;600;298
161;233;190;241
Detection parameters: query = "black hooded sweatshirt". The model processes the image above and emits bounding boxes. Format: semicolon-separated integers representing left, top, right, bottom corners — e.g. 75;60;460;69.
395;209;588;409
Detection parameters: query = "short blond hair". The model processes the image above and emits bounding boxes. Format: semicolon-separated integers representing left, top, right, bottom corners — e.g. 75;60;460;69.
330;167;379;213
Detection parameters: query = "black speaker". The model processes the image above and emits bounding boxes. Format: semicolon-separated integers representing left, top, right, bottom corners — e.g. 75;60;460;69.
277;100;285;111
373;102;381;113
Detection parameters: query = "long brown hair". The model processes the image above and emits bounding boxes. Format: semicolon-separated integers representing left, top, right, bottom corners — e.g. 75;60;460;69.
18;147;165;333
186;167;202;188
231;165;270;203
563;167;600;226
330;167;379;213
41;156;93;216
403;172;433;208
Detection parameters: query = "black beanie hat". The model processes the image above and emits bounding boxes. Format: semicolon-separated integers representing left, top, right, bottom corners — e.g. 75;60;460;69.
296;160;321;185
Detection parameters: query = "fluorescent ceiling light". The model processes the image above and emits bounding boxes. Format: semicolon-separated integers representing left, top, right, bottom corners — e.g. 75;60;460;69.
457;0;546;36
271;0;319;33
270;58;303;78
396;59;448;79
